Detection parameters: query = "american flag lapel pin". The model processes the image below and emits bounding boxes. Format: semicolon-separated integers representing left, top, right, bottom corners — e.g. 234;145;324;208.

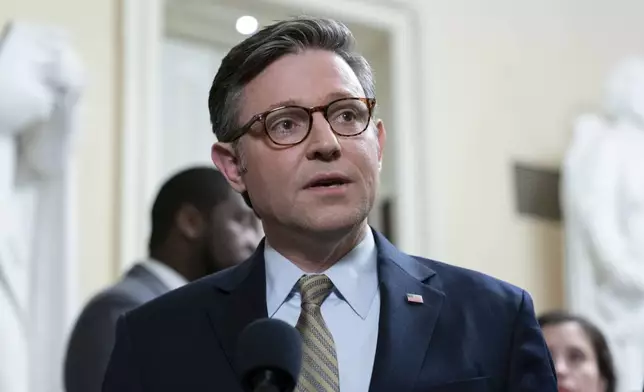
406;293;424;304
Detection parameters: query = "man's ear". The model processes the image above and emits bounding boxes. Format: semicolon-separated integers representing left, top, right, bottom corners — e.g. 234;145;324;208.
375;119;386;167
211;141;247;193
176;204;205;240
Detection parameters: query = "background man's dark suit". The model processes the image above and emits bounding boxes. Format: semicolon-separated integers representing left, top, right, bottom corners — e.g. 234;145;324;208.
65;264;171;392
103;231;556;391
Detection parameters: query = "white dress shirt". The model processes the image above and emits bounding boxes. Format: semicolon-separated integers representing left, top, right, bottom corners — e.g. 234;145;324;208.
140;259;188;291
265;229;380;392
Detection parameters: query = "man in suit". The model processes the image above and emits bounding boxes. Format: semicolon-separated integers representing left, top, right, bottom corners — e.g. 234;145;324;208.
103;17;557;391
64;166;262;392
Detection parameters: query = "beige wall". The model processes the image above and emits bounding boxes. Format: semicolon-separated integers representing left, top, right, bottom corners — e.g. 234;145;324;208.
3;0;644;317
418;0;644;313
1;0;119;303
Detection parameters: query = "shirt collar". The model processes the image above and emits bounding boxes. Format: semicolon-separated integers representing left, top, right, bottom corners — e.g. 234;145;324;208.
140;258;189;291
264;229;378;320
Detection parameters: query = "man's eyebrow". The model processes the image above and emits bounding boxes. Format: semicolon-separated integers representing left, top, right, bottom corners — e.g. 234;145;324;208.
325;91;361;101
263;92;362;111
264;99;300;111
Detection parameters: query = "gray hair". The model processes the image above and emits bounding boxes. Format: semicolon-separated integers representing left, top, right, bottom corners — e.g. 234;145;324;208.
207;16;376;142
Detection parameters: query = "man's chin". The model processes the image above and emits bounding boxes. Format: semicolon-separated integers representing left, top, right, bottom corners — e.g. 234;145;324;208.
297;212;368;237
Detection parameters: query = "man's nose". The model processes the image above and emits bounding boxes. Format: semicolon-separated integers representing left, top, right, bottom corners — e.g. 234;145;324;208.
554;358;569;378
305;112;341;161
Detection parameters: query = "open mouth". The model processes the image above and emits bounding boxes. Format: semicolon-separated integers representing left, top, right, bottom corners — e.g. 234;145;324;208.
305;176;351;189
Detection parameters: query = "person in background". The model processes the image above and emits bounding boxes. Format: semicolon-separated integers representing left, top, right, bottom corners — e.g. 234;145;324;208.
539;310;616;392
63;166;262;392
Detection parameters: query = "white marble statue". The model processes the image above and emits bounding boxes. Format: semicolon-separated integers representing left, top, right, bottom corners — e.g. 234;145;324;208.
0;21;83;392
561;56;644;392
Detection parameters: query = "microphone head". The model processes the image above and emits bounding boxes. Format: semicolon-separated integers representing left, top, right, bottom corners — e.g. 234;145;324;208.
235;318;302;392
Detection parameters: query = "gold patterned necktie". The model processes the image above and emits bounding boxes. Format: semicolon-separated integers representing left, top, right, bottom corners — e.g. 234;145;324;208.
294;274;340;392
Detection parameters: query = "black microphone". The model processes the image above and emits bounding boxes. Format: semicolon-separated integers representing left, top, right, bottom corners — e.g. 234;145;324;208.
235;318;302;392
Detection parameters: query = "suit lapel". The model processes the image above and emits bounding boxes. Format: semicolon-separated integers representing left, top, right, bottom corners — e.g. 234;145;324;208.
368;232;445;392
206;242;268;378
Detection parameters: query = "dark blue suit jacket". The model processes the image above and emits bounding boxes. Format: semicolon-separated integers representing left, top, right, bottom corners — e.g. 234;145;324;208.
103;231;556;391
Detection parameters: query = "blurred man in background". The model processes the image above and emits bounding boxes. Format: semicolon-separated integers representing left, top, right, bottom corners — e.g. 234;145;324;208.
63;166;262;392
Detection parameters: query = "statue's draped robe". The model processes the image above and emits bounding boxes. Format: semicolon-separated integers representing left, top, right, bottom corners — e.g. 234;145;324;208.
0;22;83;392
562;57;644;392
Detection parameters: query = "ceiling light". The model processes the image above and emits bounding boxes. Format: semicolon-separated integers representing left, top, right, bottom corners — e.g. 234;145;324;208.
236;15;258;35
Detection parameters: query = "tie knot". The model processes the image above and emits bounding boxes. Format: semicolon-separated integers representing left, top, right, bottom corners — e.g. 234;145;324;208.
297;274;334;306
